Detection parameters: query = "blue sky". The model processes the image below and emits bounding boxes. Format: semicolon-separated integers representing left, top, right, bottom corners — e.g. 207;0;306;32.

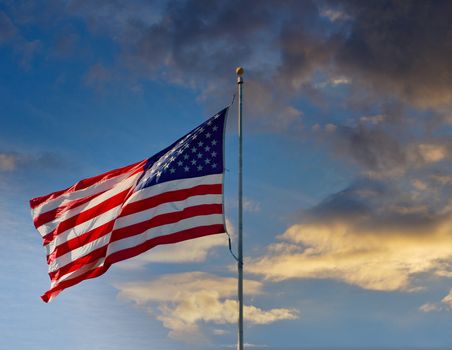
0;1;451;349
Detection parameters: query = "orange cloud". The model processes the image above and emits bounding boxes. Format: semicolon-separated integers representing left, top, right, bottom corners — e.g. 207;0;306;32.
115;272;298;341
248;216;452;291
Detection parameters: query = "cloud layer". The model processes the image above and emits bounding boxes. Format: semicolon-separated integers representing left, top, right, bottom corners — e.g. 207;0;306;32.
420;289;452;313
115;272;298;341
248;178;452;292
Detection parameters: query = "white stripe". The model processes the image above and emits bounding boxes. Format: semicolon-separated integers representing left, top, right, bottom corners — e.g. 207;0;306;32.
48;194;222;271
107;213;224;256
50;258;106;286
48;233;111;273
46;193;221;257
32;169;141;219
114;194;223;230
45;174;224;274
36;173;140;237
129;173;223;205
45;205;122;256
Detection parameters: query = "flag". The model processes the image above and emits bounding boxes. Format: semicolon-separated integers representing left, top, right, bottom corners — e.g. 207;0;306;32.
30;108;228;302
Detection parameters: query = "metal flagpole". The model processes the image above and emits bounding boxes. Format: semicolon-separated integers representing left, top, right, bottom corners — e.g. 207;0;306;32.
236;66;244;350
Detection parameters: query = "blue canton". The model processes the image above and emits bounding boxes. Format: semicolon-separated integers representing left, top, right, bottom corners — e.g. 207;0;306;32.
138;108;227;189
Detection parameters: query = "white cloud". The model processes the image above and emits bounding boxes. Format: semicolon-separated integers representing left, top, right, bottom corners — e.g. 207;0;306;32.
419;289;452;312
244;198;261;213
115;272;298;341
419;302;441;313
359;114;385;125
247;216;452;292
320;8;351;22
442;289;452;308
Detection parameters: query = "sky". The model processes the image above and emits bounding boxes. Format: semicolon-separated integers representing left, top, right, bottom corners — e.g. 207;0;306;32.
0;0;451;349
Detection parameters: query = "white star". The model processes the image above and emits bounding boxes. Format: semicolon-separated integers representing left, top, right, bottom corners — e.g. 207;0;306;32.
212;163;217;169
199;127;204;133
191;147;197;153
163;163;169;169
207;120;212;126
198;141;203;147
205;158;211;164
177;161;183;166
177;149;184;155
169;156;175;162
197;153;203;159
192;134;198;140
156;171;162;177
211;151;217;157
213;125;218;131
211;140;217;146
191;159;197;165
183;154;189;160
170;168;176;174
197;165;203;171
184;166;190;172
204;146;210;152
205;132;211;138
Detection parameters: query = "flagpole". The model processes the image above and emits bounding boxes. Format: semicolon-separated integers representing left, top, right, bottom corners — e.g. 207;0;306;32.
236;66;244;350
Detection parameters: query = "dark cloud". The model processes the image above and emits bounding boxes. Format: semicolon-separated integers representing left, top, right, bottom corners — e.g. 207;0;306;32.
2;0;451;177
5;1;452;111
306;170;452;234
335;0;452;108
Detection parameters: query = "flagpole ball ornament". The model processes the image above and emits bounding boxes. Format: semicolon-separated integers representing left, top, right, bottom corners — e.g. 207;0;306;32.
236;67;244;76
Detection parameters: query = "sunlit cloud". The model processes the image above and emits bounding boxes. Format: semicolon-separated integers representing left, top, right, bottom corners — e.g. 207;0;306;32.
248;179;452;292
419;289;452;313
115;272;298;341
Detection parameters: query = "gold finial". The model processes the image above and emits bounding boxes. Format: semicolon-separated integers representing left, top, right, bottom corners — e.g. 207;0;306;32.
236;67;244;76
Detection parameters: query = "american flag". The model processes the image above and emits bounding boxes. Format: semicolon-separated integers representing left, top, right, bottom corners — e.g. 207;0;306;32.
30;108;228;302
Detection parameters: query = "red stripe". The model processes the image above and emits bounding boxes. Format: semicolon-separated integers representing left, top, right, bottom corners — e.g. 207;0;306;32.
110;203;223;243
42;187;132;245
48;204;223;279
42;225;225;303
106;224;225;265
48;245;108;282
47;220;115;263
33;191;106;229
30;159;147;209
42;264;110;303
46;185;222;260
119;184;222;218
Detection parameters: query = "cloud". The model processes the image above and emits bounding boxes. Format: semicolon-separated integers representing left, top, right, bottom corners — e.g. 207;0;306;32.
5;0;452;118
247;179;452;292
84;63;113;90
115;272;298;341
443;289;452;308
0;151;63;172
0;11;17;44
419;289;452;312
335;1;452;109
0;153;20;171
